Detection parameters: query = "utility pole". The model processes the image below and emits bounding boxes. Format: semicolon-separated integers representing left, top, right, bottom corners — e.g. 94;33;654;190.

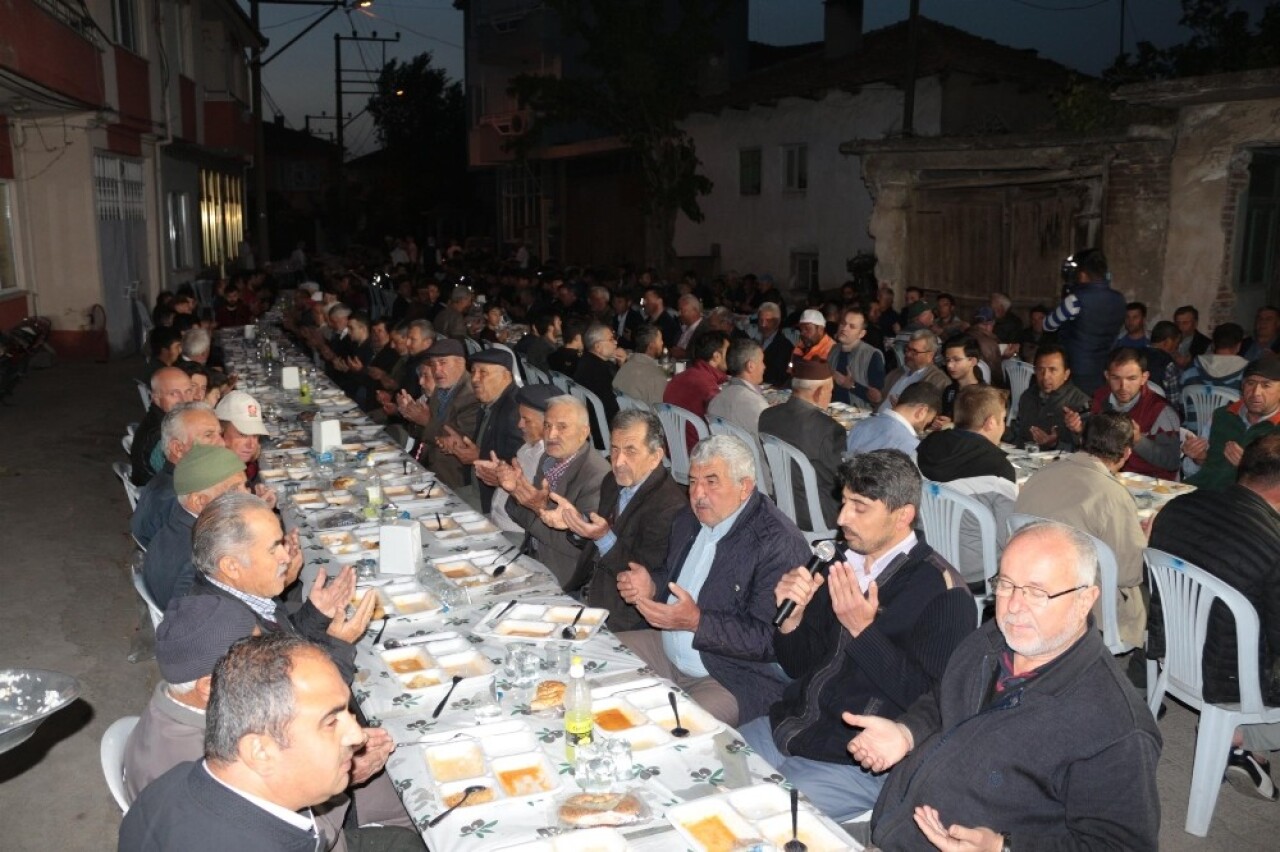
332;29;398;246
1118;0;1127;63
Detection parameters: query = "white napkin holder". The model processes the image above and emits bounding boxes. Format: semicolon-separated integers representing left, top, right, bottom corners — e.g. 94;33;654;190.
312;418;342;452
379;520;422;575
281;365;301;390
244;324;257;340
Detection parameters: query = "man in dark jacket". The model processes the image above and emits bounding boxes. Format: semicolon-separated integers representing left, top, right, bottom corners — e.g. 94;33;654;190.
757;302;793;388
1150;434;1280;800
852;521;1162;851
1044;248;1127;397
1008;343;1090;450
435;348;523;513
131;367;195;486
538;408;686;631
739;450;974;822
758;359;845;532
616;435;810;726
574;323;624;448
184;492;374;684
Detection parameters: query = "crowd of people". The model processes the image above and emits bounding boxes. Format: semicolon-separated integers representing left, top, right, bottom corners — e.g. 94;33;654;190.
115;243;1280;850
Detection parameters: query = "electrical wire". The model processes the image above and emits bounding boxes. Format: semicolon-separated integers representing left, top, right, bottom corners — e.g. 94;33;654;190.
1008;0;1111;11
261;8;331;31
354;8;463;50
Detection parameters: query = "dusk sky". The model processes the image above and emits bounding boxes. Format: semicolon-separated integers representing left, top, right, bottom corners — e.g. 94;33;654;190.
247;0;1252;157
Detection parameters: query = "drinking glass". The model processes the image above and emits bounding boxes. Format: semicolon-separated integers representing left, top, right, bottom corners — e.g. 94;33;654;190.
503;644;541;688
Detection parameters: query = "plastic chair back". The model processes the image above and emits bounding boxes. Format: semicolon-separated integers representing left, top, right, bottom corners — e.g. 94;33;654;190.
130;558;164;629
1003;359;1034;426
760;433;837;543
134;379;151;411
570;383;611;453
708;416;768;495
920;480;998;592
1145;548;1280;835
1181;385;1240;439
484;341;524;387
654;403;708;486
113;461;140;510
522;361;550;385
101;716;140;813
614;390;652;414
549;371;573;392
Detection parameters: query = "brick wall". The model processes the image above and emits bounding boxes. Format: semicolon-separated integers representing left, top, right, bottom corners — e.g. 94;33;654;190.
1102;139;1174;310
1212;150;1252;326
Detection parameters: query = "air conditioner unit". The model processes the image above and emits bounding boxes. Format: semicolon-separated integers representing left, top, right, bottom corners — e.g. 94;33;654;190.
481;111;530;137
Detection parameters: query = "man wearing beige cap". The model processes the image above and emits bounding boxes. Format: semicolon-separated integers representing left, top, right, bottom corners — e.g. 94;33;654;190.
759;359;844;531
215;389;270;482
143;444;249;609
792;308;834;365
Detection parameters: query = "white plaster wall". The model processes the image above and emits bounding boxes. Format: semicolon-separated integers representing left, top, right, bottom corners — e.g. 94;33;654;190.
675;77;941;288
1160;97;1280;325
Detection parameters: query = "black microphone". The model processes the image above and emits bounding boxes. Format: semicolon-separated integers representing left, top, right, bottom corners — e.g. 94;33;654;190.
773;539;840;628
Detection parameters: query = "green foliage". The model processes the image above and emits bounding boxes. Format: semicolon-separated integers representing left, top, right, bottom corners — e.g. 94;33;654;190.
507;0;732;264
1052;75;1124;133
367;52;465;155
1103;0;1280;83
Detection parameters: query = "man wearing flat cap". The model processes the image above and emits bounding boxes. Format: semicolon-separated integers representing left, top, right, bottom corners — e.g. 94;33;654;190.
122;598;419;850
477;384;555;532
144;444;249;609
437;347;523;512
759;359;845;531
1185;355;1280;489
399;337;480;489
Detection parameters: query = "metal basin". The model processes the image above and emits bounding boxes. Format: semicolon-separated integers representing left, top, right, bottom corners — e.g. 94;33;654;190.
0;669;81;755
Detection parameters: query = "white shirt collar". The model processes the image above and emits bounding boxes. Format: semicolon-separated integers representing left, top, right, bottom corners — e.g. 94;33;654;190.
841;532;918;593
201;760;318;833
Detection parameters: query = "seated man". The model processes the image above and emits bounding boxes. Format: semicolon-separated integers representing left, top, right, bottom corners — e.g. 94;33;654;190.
916;385;1017;586
1064;347;1181;480
1150;435;1280;800
612;323;667;406
131;367;195;486
188;492;374;682
144;445;249;609
792;309;835;365
1180;321;1247;435
741;450;974;821
616;435;809;726
663;330;730;449
1016;411;1148;651
758;360;844;531
845;382;941;460
706;338;772;491
215;390;272;483
828;308;885;407
1185;356;1280;489
851;521;1161;851
435;348;522;513
879;330;949;413
574;323;626;447
399;338;480;490
539;408;685;631
120;634;421;852
475;383;554;533
1008;342;1090;451
132;402;225;548
502;395;610;590
756;302;793;388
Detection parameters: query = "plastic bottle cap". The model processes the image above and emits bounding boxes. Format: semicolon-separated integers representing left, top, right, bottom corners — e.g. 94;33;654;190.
569;657;585;678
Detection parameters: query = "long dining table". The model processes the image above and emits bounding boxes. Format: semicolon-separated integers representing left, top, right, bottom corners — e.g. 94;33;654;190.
220;322;863;852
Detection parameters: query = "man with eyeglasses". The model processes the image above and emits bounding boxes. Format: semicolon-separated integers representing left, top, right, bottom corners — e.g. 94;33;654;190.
850;520;1161;852
878;330;949;413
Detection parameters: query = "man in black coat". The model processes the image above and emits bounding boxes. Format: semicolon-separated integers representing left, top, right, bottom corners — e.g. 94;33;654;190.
757;302;793;388
758;360;845;531
436;348;523;513
574;322;624;448
131;367;195;486
539;408;686;631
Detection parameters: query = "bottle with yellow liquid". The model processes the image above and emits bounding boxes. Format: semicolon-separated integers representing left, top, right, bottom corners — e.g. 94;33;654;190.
564;656;593;763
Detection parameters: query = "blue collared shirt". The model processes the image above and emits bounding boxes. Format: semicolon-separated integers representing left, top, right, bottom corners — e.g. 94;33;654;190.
596;482;642;556
662;497;751;677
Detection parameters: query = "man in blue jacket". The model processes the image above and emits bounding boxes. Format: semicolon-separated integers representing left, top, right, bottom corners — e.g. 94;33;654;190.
739;450;975;821
616;434;809;726
1044;249;1126;397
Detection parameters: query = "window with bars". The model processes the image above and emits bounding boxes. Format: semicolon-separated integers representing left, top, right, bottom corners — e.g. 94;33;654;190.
782;144;808;192
112;0;139;53
94;154;146;221
791;251;819;292
739;147;761;196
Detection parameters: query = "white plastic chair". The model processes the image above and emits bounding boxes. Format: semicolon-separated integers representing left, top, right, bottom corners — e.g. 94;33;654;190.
131;559;164;629
113;461;140;510
760;433;837;544
548;371;574;392
134;379;151;410
614;390;652;414
1007;513;1135;655
569;382;611;454
101;716;139;813
523;362;550;385
1181;385;1240;440
921;481;999;620
708;415;768;495
654;403;709;486
1003;359;1034;426
121;434;133;455
484;341;523;387
127;422;138;438
463;337;483;356
1144;548;1280;836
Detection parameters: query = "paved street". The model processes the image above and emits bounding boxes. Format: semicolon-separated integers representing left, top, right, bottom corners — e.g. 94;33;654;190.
0;356;1275;850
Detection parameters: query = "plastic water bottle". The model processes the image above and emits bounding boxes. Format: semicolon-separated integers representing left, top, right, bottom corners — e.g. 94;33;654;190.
564;656;593;762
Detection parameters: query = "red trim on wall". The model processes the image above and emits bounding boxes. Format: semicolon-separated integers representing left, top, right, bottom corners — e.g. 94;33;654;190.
0;294;29;329
106;125;142;157
114;47;152;132
204;100;254;155
0;0;106;108
49;329;108;361
0;118;13;180
180;76;197;141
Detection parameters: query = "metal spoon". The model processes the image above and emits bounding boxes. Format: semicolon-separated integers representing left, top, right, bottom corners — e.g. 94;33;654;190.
667;691;690;738
371;617;390;645
432;675;464;719
426;784;485;827
561;606;586;640
784;786;807;852
490;549;519;578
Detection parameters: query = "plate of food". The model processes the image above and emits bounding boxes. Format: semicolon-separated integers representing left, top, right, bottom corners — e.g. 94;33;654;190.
472;602;608;643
